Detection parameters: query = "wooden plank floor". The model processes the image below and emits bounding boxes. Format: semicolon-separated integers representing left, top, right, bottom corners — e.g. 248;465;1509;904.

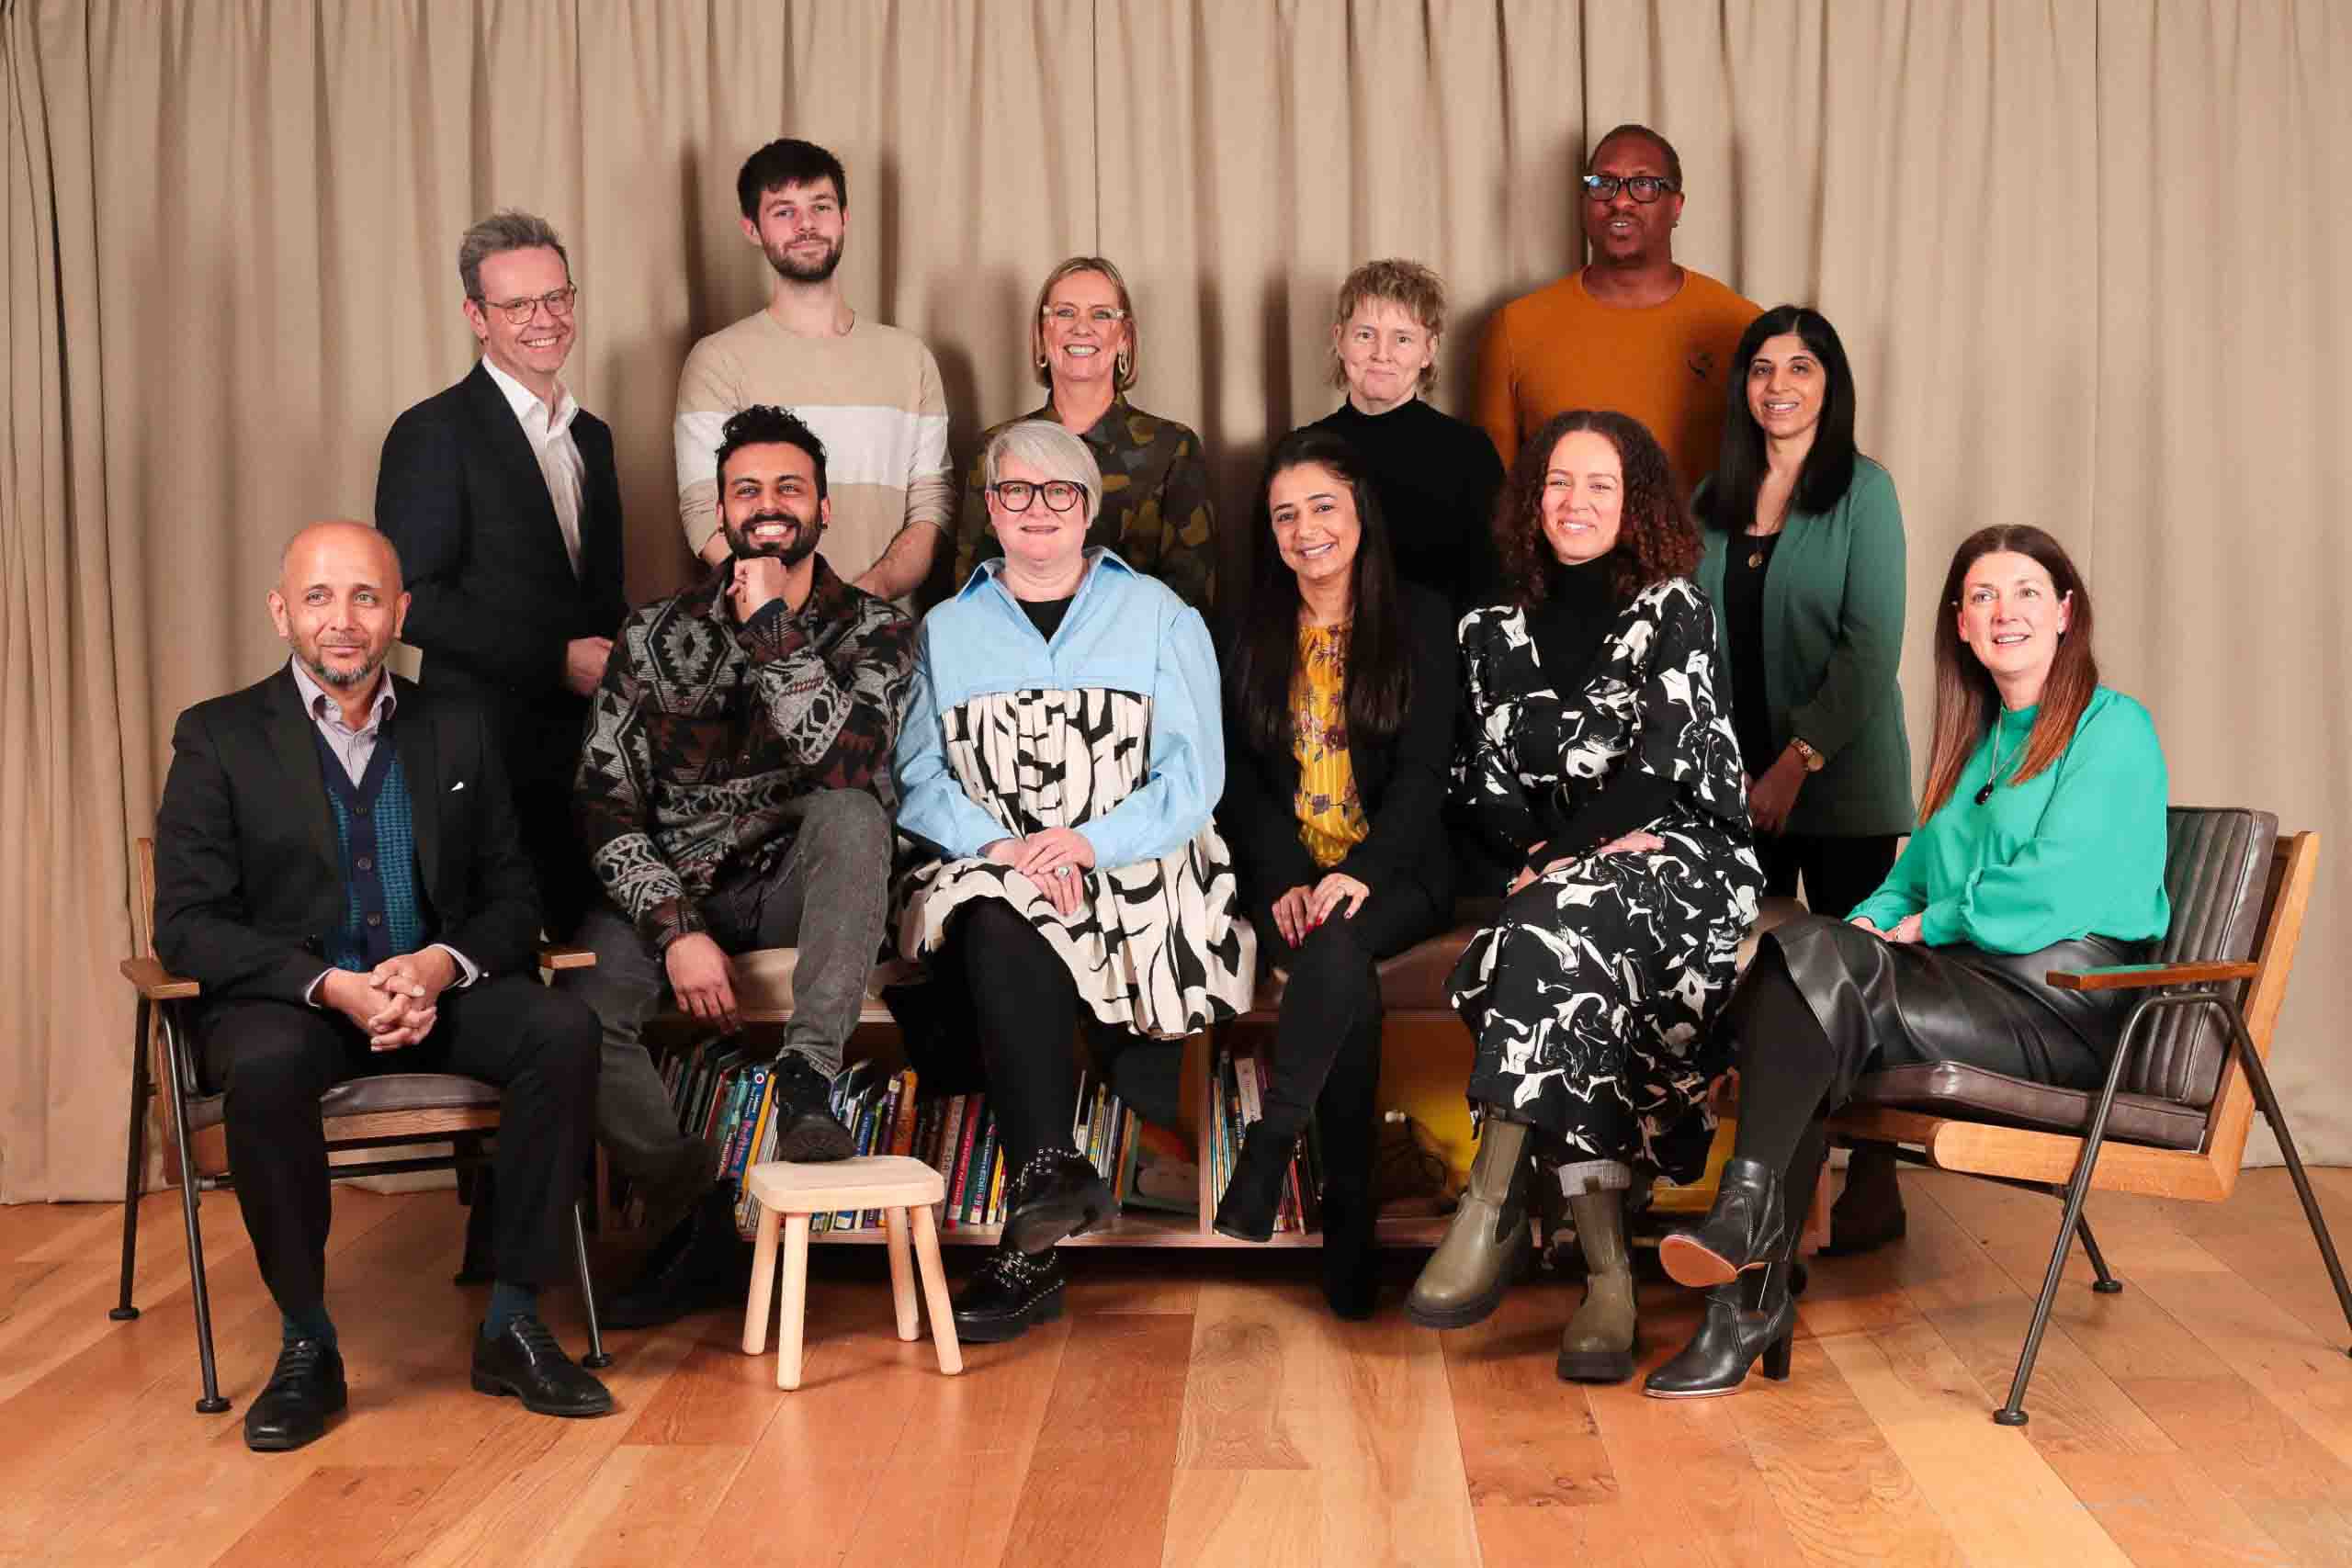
6;1168;2352;1566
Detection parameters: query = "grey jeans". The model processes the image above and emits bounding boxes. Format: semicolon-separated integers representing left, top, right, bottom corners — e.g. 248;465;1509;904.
560;788;894;1189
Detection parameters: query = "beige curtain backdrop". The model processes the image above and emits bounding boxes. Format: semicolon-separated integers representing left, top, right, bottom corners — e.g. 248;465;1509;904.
3;0;2345;1200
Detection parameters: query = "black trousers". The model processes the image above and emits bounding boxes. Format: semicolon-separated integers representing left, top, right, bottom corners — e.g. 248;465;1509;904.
944;899;1147;1173
1248;877;1447;1249
1756;832;1901;924
514;773;599;942
199;975;598;1316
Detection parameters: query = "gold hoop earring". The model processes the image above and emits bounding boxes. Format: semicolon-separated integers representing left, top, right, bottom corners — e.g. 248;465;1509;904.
1115;349;1132;380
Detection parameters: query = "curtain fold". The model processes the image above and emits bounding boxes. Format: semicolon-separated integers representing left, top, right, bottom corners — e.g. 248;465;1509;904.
4;0;2347;1198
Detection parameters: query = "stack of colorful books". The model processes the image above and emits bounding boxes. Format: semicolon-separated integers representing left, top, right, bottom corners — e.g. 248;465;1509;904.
656;1041;1204;1239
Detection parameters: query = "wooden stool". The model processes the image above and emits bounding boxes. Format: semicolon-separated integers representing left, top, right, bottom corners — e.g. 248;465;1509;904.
740;1156;962;1391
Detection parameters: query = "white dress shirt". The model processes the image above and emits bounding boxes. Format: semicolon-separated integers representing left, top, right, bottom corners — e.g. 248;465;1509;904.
288;659;480;1004
481;355;586;578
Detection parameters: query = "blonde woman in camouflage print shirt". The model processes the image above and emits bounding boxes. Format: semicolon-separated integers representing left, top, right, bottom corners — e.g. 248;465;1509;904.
950;256;1218;612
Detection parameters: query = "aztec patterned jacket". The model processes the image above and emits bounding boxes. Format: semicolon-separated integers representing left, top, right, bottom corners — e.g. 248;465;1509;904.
577;556;914;949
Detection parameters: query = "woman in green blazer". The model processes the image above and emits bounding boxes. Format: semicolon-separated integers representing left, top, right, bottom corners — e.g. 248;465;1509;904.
1694;306;1912;917
1695;306;1916;1254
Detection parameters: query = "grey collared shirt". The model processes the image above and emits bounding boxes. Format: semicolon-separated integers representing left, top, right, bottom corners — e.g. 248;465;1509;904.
288;659;480;1005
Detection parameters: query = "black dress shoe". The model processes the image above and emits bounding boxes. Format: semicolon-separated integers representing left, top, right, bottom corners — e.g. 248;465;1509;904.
1212;1122;1294;1243
604;1189;751;1329
952;1243;1067;1343
1658;1156;1787;1289
1001;1149;1114;1255
471;1316;615;1416
1821;1142;1908;1257
243;1338;347;1451
769;1051;855;1162
1643;1262;1797;1399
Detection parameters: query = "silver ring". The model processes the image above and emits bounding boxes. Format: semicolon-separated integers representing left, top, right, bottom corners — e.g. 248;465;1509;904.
1055;865;1070;877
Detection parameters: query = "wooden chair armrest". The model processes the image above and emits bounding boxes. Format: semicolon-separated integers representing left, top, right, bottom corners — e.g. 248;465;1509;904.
537;945;597;972
2044;960;2258;992
119;956;201;1000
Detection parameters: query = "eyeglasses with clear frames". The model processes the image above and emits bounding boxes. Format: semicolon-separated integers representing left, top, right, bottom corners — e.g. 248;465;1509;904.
475;286;580;325
1042;304;1128;325
989;479;1085;513
1580;174;1679;204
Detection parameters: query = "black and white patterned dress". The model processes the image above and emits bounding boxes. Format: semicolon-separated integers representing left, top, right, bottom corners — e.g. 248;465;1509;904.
1450;577;1762;1182
893;558;1254;1038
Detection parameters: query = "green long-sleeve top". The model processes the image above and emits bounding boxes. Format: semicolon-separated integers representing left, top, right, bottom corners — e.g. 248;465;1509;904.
1692;457;1914;837
1850;686;2170;955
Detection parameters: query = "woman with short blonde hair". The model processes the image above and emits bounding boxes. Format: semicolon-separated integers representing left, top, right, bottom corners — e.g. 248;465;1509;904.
1308;258;1504;611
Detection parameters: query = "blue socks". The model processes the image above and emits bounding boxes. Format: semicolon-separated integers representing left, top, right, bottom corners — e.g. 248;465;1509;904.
483;1280;538;1338
282;1303;337;1348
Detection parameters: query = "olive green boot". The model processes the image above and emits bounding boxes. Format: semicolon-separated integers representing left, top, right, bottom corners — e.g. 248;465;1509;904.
1556;1190;1638;1382
1405;1113;1532;1330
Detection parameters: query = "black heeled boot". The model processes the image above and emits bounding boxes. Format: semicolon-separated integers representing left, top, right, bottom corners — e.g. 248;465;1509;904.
1822;1141;1908;1257
1642;1258;1797;1399
1213;1122;1295;1243
1658;1156;1786;1289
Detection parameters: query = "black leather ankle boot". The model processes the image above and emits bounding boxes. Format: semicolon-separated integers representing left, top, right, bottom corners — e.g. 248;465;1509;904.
1823;1142;1908;1256
1002;1149;1114;1255
1658;1156;1786;1288
1643;1259;1797;1399
1213;1122;1295;1243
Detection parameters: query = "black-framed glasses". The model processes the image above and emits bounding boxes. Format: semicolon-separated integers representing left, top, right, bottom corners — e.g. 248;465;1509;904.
1580;174;1679;204
989;479;1085;513
1042;304;1128;325
474;285;579;325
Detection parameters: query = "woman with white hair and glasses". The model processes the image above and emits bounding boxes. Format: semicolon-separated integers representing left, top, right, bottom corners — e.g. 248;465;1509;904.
895;419;1251;1342
949;255;1219;609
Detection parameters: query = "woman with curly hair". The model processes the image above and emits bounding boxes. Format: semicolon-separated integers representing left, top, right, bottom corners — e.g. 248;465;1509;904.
1406;411;1761;1386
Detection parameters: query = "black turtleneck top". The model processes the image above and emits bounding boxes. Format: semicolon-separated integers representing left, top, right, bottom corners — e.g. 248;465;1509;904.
1310;397;1507;613
1509;558;1678;871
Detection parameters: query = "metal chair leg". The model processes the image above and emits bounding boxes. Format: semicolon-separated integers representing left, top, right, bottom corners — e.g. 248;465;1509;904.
572;1203;611;1370
111;998;153;1322
1995;993;2161;1427
2075;1215;2124;1294
159;1006;230;1414
2224;1006;2352;1349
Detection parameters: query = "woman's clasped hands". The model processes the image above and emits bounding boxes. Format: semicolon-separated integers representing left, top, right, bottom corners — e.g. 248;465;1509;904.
1506;830;1667;896
983;828;1098;917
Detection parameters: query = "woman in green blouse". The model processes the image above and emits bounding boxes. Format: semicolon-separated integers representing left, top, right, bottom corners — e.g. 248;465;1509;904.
1644;525;2170;1400
949;256;1218;611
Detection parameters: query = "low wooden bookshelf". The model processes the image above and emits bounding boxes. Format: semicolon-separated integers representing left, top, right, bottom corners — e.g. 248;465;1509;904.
764;1020;1453;1252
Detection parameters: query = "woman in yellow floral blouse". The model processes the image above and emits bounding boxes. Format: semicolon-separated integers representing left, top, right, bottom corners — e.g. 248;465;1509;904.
950;256;1219;611
1216;428;1459;1316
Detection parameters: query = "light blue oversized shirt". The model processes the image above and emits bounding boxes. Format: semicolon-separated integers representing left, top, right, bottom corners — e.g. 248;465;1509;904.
894;548;1225;869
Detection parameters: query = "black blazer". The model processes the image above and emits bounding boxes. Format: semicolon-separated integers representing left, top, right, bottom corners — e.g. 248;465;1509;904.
375;362;628;787
153;670;543;1020
1218;582;1459;915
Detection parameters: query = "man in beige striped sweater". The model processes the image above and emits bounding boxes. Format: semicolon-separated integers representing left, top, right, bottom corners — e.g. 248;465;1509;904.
674;138;954;602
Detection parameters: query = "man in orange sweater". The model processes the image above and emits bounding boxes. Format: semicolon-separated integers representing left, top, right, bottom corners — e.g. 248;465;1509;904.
1474;124;1759;494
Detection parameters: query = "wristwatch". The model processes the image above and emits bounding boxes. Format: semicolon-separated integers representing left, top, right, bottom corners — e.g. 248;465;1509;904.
1789;737;1826;773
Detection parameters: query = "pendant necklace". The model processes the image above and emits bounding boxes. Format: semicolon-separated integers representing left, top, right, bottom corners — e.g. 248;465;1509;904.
1974;716;2022;806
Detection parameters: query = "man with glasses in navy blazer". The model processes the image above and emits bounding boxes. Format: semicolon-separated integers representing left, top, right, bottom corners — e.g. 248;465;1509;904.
377;209;628;949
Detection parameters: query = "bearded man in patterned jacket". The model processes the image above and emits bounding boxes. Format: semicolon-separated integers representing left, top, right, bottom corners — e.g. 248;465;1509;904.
566;402;914;1326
